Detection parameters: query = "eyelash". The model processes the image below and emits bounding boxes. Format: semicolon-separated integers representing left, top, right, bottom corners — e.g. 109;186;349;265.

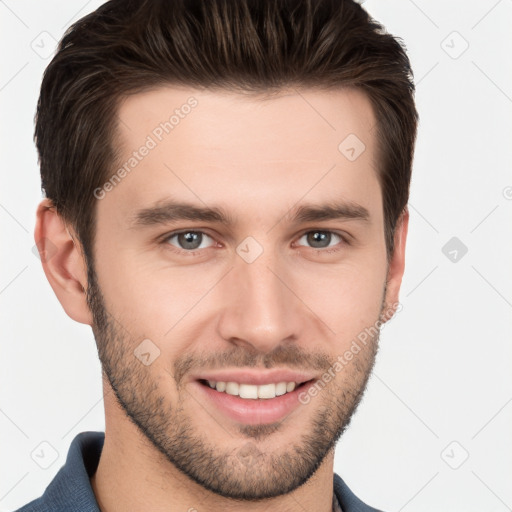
160;229;349;257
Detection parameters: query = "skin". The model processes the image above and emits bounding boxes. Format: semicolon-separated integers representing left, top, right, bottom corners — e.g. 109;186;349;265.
35;86;408;512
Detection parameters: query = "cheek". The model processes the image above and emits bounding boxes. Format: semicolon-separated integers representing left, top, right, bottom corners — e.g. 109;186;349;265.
292;259;387;341
96;252;224;337
94;233;387;350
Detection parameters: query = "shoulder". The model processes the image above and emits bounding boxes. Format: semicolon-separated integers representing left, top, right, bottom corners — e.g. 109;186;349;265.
334;472;386;512
13;432;104;512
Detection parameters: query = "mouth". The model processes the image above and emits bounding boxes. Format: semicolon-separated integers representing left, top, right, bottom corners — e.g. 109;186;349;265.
192;375;317;425
197;378;314;399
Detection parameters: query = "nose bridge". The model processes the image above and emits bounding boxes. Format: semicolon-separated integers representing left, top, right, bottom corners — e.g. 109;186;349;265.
216;241;301;351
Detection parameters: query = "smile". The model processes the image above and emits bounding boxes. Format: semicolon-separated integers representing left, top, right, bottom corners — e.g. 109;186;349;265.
194;377;316;425
202;380;302;399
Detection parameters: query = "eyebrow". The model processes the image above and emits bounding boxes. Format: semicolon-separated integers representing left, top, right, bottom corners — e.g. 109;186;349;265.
130;198;370;228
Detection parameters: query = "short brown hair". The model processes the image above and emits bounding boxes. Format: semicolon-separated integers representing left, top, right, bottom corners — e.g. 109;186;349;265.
36;0;418;268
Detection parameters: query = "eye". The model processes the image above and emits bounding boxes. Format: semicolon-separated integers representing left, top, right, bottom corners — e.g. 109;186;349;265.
296;230;344;250
164;230;215;251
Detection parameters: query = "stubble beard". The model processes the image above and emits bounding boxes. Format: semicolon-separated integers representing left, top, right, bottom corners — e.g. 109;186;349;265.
86;266;382;500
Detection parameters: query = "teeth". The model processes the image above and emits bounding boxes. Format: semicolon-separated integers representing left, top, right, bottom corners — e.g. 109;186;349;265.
225;382;239;396
286;382;296;392
239;383;259;399
205;380;299;399
275;382;287;396
258;383;276;399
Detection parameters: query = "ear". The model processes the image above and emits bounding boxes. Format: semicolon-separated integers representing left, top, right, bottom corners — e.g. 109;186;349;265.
34;199;94;325
382;208;409;322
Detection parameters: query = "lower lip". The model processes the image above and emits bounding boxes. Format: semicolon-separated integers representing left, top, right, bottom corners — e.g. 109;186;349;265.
193;380;315;425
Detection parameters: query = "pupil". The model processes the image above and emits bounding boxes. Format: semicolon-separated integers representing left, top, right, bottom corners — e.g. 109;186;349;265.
179;231;201;250
308;231;330;248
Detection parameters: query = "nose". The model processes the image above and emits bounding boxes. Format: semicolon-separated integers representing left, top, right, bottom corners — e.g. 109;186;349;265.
216;246;304;354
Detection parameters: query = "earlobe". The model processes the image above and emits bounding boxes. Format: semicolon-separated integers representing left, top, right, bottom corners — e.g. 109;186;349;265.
382;208;409;322
34;199;94;325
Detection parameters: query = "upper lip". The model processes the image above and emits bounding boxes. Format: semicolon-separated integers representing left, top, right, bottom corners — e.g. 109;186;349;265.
191;369;317;386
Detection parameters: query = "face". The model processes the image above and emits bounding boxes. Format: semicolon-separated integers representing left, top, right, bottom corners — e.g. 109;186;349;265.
86;86;401;500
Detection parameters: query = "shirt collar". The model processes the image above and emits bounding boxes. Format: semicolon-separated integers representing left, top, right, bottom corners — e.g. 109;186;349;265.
32;431;102;511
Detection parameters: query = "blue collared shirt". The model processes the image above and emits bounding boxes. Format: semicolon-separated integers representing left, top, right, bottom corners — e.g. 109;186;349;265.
16;431;383;512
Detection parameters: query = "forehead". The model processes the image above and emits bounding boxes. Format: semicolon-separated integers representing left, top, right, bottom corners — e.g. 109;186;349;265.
116;85;376;157
104;86;380;225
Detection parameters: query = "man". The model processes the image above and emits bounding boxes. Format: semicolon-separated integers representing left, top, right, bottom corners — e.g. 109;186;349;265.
20;0;418;510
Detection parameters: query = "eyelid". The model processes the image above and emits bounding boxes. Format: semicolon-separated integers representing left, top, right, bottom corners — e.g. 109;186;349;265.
162;229;217;250
294;230;346;249
160;228;349;256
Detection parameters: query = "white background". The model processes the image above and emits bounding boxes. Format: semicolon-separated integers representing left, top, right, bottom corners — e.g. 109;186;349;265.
1;1;511;510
